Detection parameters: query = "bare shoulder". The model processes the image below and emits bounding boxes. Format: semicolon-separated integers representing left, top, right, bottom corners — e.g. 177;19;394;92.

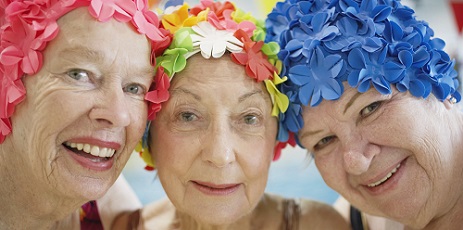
140;198;176;229
111;198;174;230
297;199;350;230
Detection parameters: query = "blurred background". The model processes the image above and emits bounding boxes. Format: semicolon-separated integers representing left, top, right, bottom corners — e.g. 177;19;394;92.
122;0;463;205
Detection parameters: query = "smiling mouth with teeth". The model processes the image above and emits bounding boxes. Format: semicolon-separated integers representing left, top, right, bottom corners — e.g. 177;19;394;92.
64;142;116;158
367;163;401;188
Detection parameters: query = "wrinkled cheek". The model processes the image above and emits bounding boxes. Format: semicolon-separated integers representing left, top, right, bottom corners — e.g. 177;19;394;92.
315;157;340;189
245;162;270;198
129;104;148;141
244;174;269;210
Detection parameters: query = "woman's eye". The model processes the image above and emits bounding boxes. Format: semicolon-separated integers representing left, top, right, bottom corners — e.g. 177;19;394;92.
179;112;197;122
243;114;258;125
360;101;381;117
67;69;89;81
314;136;335;150
124;83;145;95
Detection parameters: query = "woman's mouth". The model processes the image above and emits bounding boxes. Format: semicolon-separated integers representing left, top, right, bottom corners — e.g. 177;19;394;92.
191;181;241;196
367;163;401;188
63;141;118;170
64;142;116;158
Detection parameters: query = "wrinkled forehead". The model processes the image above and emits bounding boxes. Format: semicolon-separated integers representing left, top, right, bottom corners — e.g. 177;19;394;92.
57;7;99;28
171;54;269;98
57;7;147;43
46;7;153;72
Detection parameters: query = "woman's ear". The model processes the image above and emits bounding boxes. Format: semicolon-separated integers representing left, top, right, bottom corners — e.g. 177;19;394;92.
444;96;457;110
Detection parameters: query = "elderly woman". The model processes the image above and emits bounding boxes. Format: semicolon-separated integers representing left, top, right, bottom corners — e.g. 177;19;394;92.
265;0;463;229
0;0;169;228
112;1;349;229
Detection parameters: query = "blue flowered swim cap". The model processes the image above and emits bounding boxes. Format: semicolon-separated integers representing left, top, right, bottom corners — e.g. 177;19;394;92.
265;0;461;141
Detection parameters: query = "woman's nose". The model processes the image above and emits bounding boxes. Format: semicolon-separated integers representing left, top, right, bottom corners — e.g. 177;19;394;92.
340;134;380;175
88;86;131;128
201;119;236;168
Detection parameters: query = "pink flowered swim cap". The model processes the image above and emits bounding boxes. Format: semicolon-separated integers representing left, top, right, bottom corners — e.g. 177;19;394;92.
0;0;171;143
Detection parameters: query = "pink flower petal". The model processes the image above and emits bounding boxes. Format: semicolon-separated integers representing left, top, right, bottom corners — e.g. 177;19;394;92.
1;77;25;118
0;117;12;143
0;46;23;66
237;21;256;37
39;21;60;42
132;12;164;41
21;50;41;74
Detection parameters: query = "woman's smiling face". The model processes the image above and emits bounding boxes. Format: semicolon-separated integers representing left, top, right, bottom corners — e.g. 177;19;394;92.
3;8;153;201
150;54;278;225
299;85;463;227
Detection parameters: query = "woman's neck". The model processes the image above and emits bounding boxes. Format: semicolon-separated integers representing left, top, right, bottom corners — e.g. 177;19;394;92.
172;194;284;230
174;210;254;230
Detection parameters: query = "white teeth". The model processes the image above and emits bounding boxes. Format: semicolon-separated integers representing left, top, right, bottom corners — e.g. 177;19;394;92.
90;146;99;156
83;144;91;153
368;163;401;187
64;142;116;158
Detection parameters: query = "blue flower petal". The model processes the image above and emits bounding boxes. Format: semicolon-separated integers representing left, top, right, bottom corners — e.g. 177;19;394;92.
348;70;361;87
310;89;323;107
408;80;426;97
383;61;404;82
288;65;312;85
398;50;413;68
372;75;392;94
372;5;392;22
299;81;315;105
348;48;366;69
363;37;383;52
265;0;461;141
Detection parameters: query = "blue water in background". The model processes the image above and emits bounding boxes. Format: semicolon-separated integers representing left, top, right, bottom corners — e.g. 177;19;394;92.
122;146;340;205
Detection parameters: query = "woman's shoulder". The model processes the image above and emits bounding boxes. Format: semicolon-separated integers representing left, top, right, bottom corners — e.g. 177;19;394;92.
259;193;349;230
111;198;175;230
139;198;176;229
297;198;350;230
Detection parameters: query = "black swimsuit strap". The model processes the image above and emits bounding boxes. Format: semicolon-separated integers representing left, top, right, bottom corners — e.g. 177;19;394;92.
350;205;364;230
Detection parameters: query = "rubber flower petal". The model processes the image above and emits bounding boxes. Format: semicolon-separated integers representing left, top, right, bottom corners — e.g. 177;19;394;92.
89;0;136;22
190;21;243;59
162;3;206;34
190;0;235;19
265;0;461;149
289;47;344;107
278;101;303;137
265;73;289;117
146;67;170;120
0;69;25;142
132;0;167;42
208;9;256;37
264;0;299;44
156;28;194;75
153;0;297;161
347;47;405;94
0;117;11;144
300;11;339;55
273;132;296;161
135;139;155;171
231;30;276;82
0;70;25;116
0;0;169;143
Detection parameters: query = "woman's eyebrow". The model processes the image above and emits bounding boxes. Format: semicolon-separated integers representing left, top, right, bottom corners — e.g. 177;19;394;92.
59;46;155;76
238;89;267;103
170;88;201;101
343;92;361;114
59;46;105;62
299;129;322;141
